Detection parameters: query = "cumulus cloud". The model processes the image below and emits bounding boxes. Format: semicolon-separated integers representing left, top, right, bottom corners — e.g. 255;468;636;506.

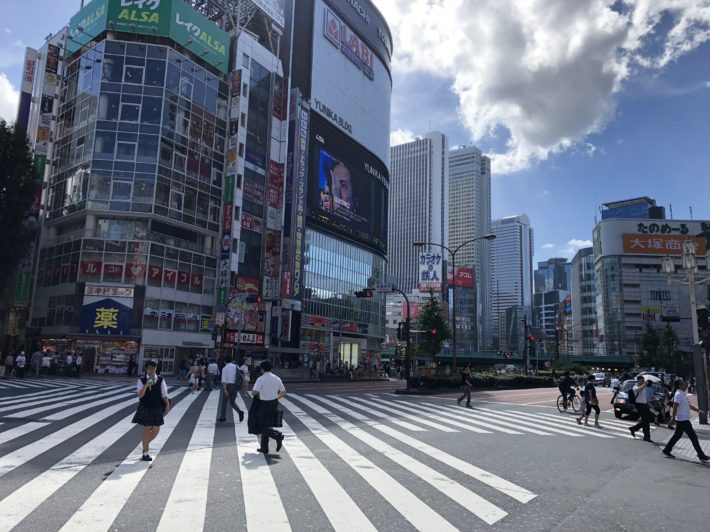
542;243;555;249
374;0;710;173
0;73;19;123
390;128;416;146
559;239;593;259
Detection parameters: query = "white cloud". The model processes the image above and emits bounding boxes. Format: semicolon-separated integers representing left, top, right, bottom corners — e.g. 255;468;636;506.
559;238;593;259
0;73;19;123
390;128;416;146
542;243;555;249
374;0;710;174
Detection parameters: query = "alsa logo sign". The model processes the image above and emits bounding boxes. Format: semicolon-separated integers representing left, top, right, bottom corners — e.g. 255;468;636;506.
70;1;107;42
324;7;374;80
175;11;227;57
117;0;161;23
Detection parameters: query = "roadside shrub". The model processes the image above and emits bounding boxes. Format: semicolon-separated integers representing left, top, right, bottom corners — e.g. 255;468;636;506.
407;374;554;390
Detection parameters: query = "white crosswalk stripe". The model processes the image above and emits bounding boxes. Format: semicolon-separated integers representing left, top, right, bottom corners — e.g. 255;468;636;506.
9;384;648;530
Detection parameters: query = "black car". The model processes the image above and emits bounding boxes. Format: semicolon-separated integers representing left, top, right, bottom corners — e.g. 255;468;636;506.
613;378;671;421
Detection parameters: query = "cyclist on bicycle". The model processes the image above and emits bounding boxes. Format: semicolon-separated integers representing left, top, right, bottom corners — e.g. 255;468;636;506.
558;371;577;406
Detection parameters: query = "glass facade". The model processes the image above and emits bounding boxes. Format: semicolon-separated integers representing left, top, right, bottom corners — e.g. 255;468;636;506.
302;229;386;339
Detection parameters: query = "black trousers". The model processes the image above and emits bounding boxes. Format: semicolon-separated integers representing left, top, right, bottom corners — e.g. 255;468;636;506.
631;403;652;440
258;399;282;450
458;384;472;405
219;384;243;419
663;420;705;457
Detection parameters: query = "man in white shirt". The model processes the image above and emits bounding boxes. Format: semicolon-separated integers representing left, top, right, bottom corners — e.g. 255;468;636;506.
218;355;244;423
610;375;621;405
75;354;83;378
41;353;51;377
251;360;286;454
629;376;653;442
662;379;710;461
65;353;73;376
15;351;26;379
238;360;250;391
207;359;220;391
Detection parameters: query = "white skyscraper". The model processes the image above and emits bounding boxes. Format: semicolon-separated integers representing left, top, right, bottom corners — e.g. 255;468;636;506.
491;215;534;349
449;145;492;350
387;132;449;293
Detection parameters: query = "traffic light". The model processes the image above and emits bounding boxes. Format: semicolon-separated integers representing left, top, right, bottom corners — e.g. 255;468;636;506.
354;289;374;298
431;328;438;335
246;295;262;303
397;322;404;341
528;335;535;343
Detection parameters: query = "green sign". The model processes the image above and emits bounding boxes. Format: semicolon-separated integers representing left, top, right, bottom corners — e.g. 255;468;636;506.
67;0;230;74
15;271;31;304
68;0;109;54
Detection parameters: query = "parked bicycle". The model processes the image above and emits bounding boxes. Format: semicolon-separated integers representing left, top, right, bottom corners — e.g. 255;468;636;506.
556;389;581;413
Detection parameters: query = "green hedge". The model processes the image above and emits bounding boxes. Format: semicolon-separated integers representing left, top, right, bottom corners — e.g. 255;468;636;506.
407;374;554;389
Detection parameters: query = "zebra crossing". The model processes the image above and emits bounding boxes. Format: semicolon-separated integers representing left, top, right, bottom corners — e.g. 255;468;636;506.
0;379;671;531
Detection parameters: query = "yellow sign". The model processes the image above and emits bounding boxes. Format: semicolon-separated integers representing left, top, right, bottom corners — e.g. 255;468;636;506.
94;307;119;329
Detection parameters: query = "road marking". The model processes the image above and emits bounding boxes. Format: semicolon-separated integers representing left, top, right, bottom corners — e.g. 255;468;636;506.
157;391;219;532
298;394;536;504
345;395;461;432
233;393;291;532
58;391;200;532
3;388;131;420
0;389;186;531
0;384;127;413
500;410;615;438
322;395;428;431
283;396;462;530
415;401;535;435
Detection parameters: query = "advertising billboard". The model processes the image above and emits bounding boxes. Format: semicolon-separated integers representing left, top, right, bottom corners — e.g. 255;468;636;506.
418;251;443;292
311;0;392;164
249;0;286;29
67;0;230;73
307;114;388;256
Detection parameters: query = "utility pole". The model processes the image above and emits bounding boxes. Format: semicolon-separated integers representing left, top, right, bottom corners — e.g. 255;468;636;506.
522;314;529;375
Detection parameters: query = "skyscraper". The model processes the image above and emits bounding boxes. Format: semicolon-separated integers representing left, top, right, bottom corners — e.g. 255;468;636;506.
448;145;492;350
534;258;571;293
491;215;534;349
388;132;449;294
571;247;597;355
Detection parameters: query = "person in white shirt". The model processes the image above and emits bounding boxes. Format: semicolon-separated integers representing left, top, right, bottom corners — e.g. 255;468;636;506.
238;360;250;391
65;353;73;377
207;359;219;390
610;375;621;405
30;350;42;378
662;379;710;461
15;351;27;379
41;353;51;377
628;376;653;442
217;355;244;422
251;360;286;454
75;354;83;378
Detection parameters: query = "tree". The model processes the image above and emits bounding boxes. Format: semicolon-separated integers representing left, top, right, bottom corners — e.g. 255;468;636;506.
637;322;659;369
657;323;679;372
0;120;37;286
416;296;450;362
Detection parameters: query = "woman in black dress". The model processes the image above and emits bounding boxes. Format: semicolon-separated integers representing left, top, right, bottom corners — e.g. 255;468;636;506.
132;360;170;461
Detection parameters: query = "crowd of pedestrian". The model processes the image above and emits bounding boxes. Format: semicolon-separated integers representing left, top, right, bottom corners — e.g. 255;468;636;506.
1;348;84;378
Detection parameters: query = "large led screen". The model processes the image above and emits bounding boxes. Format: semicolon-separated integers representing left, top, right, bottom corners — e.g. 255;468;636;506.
307;114;388;256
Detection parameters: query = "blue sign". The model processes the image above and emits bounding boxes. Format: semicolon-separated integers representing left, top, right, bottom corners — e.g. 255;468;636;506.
80;298;133;335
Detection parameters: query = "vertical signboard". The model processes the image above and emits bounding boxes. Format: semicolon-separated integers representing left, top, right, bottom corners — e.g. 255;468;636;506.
287;96;309;301
16;48;38;132
418;251;443;292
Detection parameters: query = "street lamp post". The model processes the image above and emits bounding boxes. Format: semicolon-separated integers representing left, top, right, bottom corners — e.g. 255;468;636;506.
662;240;710;424
414;234;496;370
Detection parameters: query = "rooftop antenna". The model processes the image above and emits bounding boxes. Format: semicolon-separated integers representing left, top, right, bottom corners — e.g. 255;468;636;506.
669;203;673;220
690;206;694;220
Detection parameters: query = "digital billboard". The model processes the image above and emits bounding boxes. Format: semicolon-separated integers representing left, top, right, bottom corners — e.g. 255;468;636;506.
307;114;388;256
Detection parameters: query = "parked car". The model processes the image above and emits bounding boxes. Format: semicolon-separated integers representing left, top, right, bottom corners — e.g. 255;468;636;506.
592;372;607;386
613;375;671;420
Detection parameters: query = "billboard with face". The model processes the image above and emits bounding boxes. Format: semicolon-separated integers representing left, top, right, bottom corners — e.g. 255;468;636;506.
307;114;388;256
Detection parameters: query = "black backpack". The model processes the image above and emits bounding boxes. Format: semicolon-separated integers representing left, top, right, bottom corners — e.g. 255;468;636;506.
234;368;244;389
627;388;636;403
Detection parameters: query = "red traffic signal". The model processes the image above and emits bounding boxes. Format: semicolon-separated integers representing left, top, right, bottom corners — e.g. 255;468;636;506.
528;335;535;343
431;328;438;335
246;295;262;303
355;289;374;298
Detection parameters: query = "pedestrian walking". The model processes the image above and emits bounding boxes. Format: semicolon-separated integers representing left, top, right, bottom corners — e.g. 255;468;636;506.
30;349;41;378
577;374;601;427
610;374;621;405
4;352;14;378
238;358;250;391
217;355;245;422
75;353;83;378
188;361;201;393
629;376;653;442
662;378;710;461
65;352;73;377
207;359;219;391
457;366;473;408
15;351;27;379
250;360;286;454
132;360;170;462
41;352;51;377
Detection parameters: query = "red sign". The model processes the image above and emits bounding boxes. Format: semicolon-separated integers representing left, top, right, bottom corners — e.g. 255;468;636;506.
80;261;102;276
148;265;163;282
234;275;260;295
268;161;285;209
163;269;177;286
103;263;124;280
190;273;203;288
178;271;190;285
454;267;474;288
281;271;292;298
126;264;146;282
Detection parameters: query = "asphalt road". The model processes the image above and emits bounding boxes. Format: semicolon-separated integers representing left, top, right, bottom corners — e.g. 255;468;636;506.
0;376;708;531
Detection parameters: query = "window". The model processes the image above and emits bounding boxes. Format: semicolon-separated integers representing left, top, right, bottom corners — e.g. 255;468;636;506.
137;135;159;163
116;141;137;161
94;131;116;159
145;59;166;87
141;97;162;125
101;55;124;82
124;65;144;84
98;93;120;120
112;181;132;201
120;103;140;122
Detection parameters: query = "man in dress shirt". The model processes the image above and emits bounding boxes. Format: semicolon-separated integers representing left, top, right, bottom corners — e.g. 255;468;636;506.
65;352;73;377
662;379;710;461
218;355;244;423
252;360;287;454
629;376;653;442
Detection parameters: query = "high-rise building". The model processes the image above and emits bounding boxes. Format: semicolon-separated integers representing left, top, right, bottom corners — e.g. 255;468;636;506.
534;258;571;293
601;196;665;220
593;216;709;356
533;289;570;354
24;1;239;374
571;247;597;355
387;132;449;294
448;145;491;350
284;0;393;371
491;215;534;349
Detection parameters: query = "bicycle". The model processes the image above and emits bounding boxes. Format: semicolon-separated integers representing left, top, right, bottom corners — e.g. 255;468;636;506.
556;390;581;413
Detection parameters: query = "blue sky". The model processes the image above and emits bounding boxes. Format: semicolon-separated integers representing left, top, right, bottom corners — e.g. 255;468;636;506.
1;0;709;265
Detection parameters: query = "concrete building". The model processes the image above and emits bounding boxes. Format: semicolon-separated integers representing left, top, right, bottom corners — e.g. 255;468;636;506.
533;289;570;355
571;247;597;355
491;215;534;349
593;217;710;356
601;196;665;221
388;132;449;294
448;145;491;350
